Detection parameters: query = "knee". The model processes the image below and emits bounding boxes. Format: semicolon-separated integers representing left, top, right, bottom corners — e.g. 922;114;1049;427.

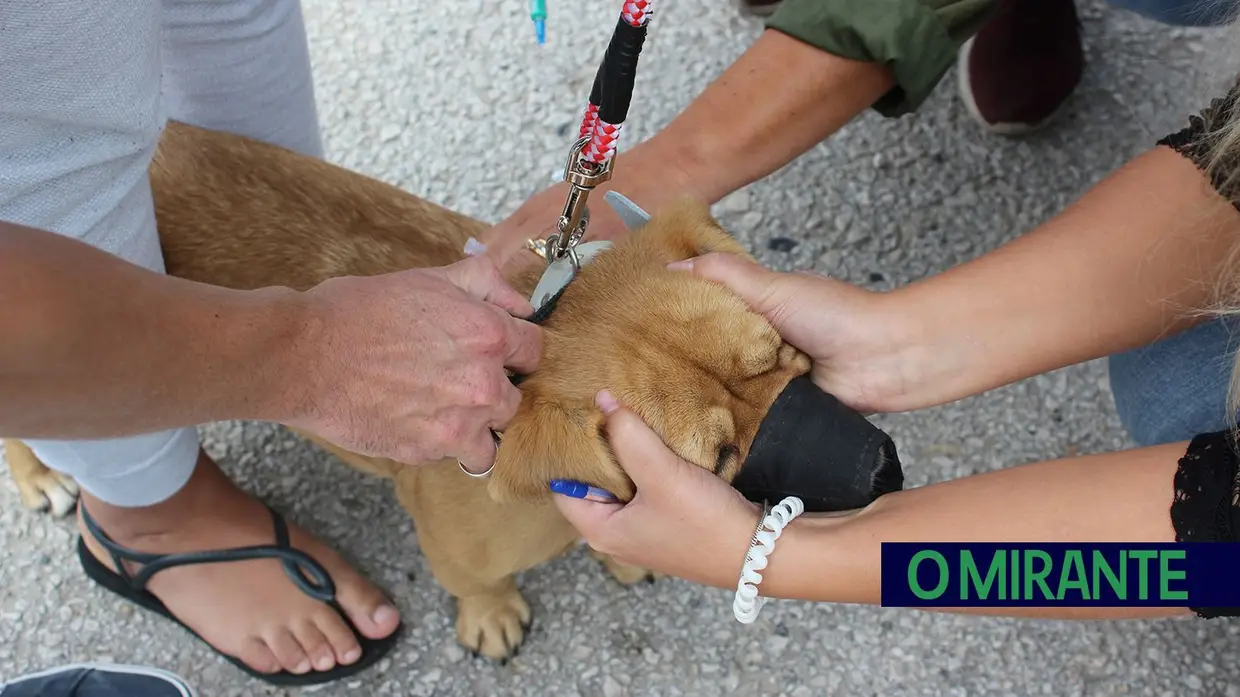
1109;361;1182;447
1108;346;1234;447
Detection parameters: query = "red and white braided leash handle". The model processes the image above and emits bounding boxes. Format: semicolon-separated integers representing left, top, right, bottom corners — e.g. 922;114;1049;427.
578;0;653;166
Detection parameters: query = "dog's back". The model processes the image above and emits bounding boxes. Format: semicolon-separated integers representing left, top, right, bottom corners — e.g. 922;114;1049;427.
150;120;480;291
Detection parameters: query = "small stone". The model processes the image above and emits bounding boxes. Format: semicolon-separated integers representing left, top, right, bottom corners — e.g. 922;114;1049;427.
379;124;402;142
834;211;853;234
818;249;843;270
718;189;751;213
766;635;790;655
740;211;764;229
443;644;466;663
602;675;623;697
792;687;813;697
845;226;870;245
1186;675;1203;691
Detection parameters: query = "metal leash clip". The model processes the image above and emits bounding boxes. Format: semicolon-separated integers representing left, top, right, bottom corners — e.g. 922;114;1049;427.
545;136;613;268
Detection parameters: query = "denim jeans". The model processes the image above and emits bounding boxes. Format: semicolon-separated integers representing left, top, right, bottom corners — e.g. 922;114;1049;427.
1108;316;1240;446
1107;0;1237;25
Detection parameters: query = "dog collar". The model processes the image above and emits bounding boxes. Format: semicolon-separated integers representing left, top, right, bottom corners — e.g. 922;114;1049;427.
528;239;613;320
523;191;648;323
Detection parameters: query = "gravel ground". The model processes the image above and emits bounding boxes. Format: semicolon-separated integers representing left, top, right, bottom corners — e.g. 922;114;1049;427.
4;1;1240;695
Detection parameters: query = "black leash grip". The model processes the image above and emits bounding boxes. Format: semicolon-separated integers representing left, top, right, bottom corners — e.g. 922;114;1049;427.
587;62;604;111
596;16;648;126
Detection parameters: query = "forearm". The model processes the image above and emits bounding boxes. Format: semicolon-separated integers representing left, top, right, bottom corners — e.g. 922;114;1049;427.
480;30;894;274
762;442;1191;619
0;221;308;438
621;30;895;205
888;146;1240;411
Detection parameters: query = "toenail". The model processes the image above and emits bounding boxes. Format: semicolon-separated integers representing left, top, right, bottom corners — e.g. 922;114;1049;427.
295;660;311;674
343;648;361;664
315;654;335;671
372;604;398;626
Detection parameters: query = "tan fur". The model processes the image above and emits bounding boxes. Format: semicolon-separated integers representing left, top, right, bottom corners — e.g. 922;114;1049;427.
3;439;79;517
5;120;811;660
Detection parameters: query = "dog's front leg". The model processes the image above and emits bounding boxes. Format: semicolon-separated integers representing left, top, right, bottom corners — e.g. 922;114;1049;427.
394;464;580;661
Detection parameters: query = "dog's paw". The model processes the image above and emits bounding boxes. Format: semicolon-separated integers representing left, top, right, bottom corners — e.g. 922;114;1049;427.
15;467;79;518
455;587;533;662
590;549;662;586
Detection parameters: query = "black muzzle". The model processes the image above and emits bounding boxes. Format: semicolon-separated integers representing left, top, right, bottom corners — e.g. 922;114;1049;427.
730;375;905;512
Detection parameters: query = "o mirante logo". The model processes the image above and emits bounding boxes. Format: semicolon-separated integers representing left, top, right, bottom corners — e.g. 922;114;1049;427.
881;543;1240;607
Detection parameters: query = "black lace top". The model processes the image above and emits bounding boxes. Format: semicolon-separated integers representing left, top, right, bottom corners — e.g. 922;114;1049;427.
1156;84;1240;619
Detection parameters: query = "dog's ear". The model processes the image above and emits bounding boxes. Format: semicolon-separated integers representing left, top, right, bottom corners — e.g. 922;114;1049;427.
487;395;635;504
644;197;754;262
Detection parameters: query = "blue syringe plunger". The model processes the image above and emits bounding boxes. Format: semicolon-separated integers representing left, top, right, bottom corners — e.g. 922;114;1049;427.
534;18;545;45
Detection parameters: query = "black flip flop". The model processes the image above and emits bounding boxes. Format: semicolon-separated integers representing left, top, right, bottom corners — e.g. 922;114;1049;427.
75;502;402;687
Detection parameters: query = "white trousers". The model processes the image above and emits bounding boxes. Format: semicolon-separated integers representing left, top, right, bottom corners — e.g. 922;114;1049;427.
1;0;323;507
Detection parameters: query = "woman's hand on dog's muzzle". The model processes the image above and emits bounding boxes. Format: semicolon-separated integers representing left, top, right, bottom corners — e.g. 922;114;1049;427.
670;252;939;416
552;389;763;590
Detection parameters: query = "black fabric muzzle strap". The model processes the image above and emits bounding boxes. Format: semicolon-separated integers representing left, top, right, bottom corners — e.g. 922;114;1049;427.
730;375;905;513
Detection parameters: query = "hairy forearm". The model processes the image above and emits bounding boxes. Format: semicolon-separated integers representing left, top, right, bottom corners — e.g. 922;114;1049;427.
482;30;893;276
625;29;895;205
888;146;1240;411
762;442;1190;619
0;221;308;438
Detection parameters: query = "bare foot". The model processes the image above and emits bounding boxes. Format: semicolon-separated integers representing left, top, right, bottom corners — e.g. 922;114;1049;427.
77;449;401;677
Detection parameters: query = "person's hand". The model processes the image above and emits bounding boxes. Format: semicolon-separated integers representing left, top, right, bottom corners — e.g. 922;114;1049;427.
477;148;704;277
552;389;763;589
668;253;929;415
281;254;542;473
478;182;631;277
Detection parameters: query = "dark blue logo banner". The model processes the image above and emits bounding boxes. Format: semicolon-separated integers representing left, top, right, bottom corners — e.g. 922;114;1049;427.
880;543;1240;607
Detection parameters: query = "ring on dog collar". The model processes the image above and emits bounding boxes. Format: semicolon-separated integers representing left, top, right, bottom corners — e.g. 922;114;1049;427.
457;428;503;479
458;459;494;478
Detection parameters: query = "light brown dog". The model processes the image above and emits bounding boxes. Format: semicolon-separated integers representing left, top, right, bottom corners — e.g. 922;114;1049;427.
3;120;812;660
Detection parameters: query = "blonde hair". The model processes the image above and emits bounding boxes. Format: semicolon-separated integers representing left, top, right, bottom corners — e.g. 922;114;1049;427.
1131;9;1240;429
1201;16;1240;426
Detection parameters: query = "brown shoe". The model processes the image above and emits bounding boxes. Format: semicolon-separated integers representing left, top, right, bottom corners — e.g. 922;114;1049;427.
957;0;1084;135
736;0;781;17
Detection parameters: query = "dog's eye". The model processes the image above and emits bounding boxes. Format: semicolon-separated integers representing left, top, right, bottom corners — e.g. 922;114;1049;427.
715;443;739;475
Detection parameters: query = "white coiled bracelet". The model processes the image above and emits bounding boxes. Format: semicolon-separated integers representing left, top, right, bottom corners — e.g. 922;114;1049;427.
733;496;805;624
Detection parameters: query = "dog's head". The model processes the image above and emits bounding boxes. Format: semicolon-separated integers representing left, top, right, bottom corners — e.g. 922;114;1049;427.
489;197;813;503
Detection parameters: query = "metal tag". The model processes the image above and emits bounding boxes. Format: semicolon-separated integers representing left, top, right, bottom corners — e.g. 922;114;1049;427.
530;240;614;312
603;190;651;230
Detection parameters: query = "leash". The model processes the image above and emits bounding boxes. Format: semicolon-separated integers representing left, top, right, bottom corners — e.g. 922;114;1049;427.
539;0;654;267
460;2;657;478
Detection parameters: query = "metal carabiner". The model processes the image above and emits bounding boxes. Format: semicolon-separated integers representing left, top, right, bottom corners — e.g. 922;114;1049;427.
546;136;613;263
